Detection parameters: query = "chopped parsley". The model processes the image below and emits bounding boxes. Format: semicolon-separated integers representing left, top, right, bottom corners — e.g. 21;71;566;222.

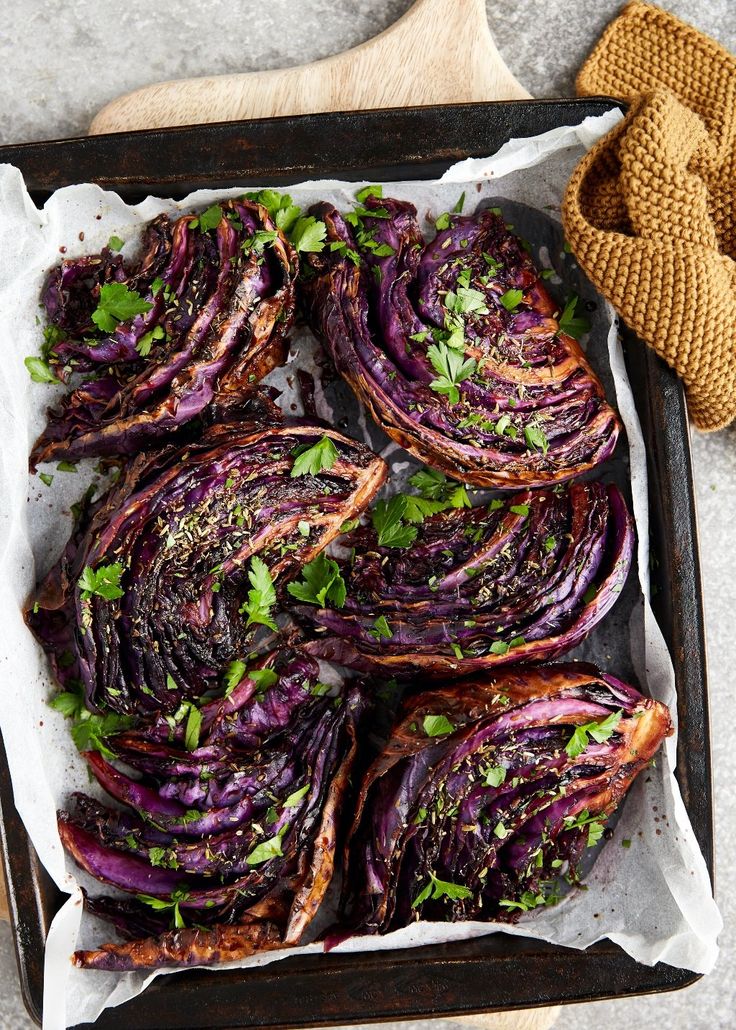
240;556;277;631
49;681;133;760
183;704;202;751
483;765;506;788
286;551;346;608
445;286;489;316
524;424;550;455
283;784;310;809
557;294;591;341
25;356;61;384
136;890;191;929
563;809;607;847
290;215;327;253
409;467;471;509
565;710;623;759
78;563;124;601
412;873;472;908
91;282;153;334
246;830;285;866
223;660;247;693
370;615;393;640
371;494;418;549
427;341;476;405
423;713;455;737
136;324;165;357
191;204;222;232
355;184;383;203
499;288;523;312
290;436;338;478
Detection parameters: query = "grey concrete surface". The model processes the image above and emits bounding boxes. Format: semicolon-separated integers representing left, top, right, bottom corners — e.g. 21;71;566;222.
0;1;734;1027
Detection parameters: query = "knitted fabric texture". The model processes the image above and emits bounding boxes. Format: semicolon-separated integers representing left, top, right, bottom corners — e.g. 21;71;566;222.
562;1;736;430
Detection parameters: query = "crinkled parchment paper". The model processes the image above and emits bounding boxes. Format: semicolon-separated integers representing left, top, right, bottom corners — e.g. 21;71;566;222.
0;108;721;1029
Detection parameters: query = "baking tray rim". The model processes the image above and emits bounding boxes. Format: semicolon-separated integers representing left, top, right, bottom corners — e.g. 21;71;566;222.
0;97;713;1028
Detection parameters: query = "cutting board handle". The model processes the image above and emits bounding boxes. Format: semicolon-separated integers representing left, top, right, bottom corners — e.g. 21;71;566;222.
89;0;530;134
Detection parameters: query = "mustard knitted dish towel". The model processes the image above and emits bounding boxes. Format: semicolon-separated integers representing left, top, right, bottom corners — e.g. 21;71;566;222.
562;1;736;431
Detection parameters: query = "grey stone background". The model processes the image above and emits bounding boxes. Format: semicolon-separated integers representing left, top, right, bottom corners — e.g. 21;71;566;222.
0;1;733;1027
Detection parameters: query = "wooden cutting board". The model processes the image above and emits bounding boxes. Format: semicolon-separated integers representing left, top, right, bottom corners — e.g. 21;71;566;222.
3;3;560;1026
88;0;530;133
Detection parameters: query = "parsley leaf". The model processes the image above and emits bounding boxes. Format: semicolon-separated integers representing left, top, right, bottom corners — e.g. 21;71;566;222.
445;286;489;316
290;216;327;253
240;556;277;631
427;341;476;405
107;235;124;252
409;467;471;509
435;212;451;231
565;710;623;758
250;668;279;692
50;681;133;759
423;713;455;737
370;615;393;640
183;704;202;751
557;295;591;340
245;189;302;233
283;784;310;808
78;563;124;601
499;288;523;312
286;551;346;608
355;184;383;203
246;831;285;866
524;424;549;455
136;890;190;929
371;495;418;549
193;205;222;232
223;659;247;693
483;765;506;788
91;282;153;334
401;494;447;523
452;191;466;213
563;809;607;848
290;436;338;478
499;891;546;913
25;356;61;384
412;872;472;908
136;324;164;357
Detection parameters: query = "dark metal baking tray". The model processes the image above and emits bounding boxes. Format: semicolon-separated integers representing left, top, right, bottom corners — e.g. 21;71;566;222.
0;98;713;1028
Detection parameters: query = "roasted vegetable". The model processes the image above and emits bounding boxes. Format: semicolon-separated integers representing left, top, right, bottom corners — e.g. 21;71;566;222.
292;481;633;675
30;200;297;467
28;420;386;714
343;664;671;934
58;651;366;970
302;195;619;489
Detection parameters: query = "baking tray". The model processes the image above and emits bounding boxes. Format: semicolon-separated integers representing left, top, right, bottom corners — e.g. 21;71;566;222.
0;98;713;1028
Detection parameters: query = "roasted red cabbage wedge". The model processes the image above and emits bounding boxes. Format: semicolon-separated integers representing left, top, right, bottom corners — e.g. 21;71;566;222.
343;664;672;934
30;200;297;467
28;421;386;714
57;651;366;971
302;196;619;489
294;481;634;676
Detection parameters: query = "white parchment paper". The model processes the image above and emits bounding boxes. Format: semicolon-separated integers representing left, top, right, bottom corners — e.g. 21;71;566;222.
0;108;721;1029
